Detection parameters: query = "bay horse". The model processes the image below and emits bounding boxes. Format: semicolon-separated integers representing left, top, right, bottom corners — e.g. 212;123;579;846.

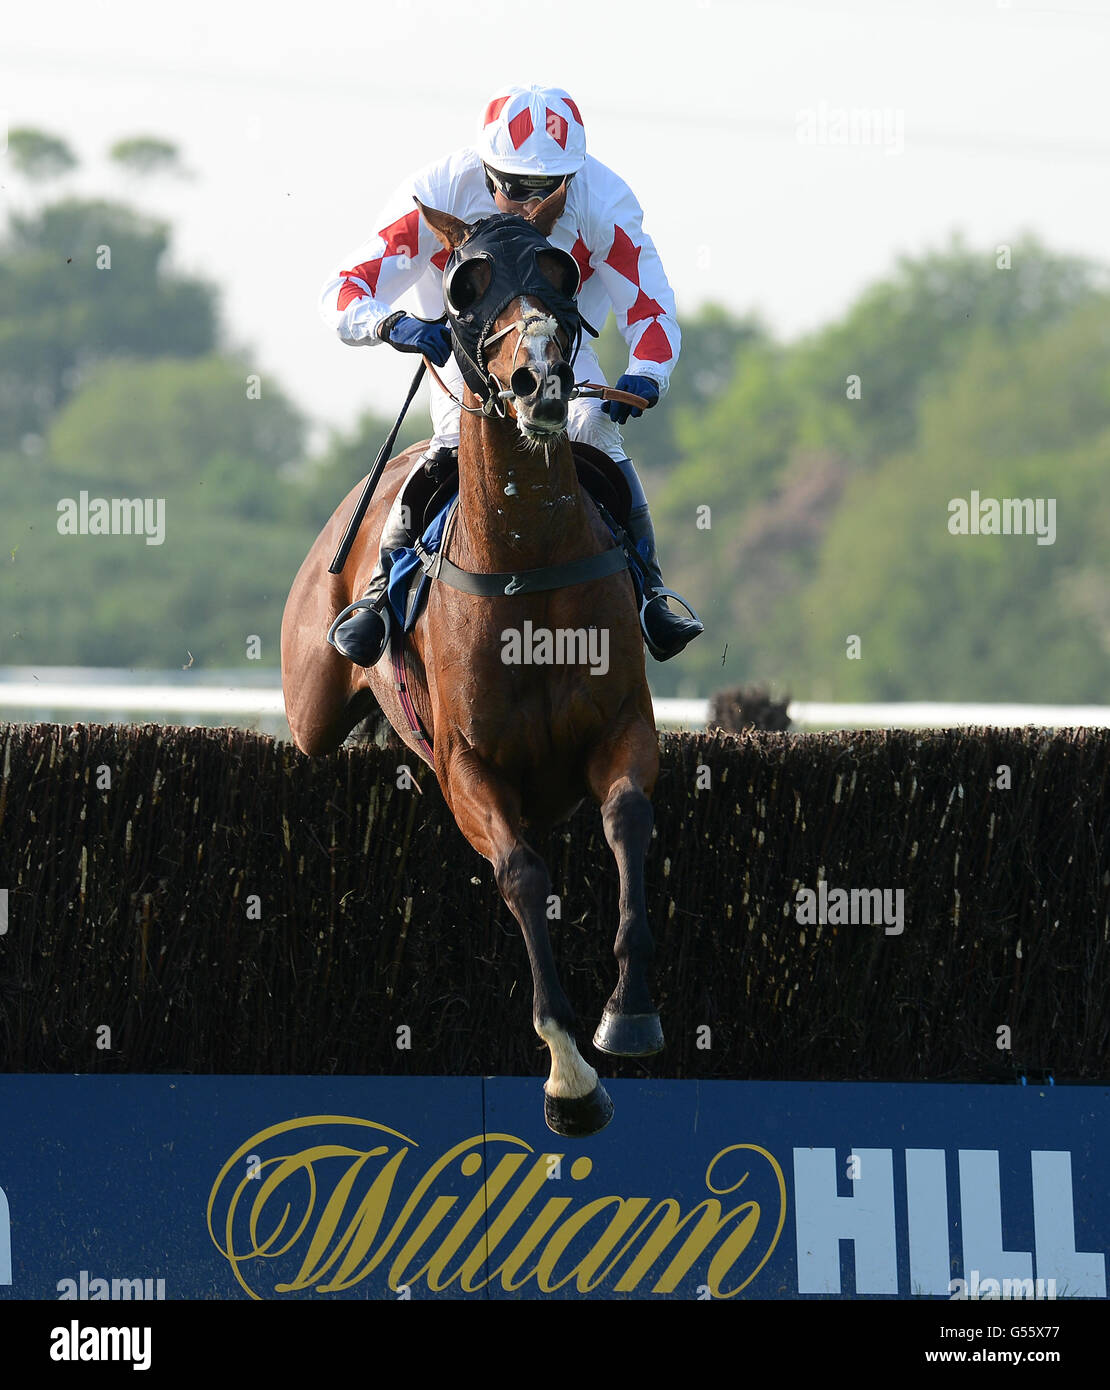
281;183;662;1135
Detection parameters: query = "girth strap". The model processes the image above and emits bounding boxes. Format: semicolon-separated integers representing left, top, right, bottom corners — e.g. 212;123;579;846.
413;536;631;597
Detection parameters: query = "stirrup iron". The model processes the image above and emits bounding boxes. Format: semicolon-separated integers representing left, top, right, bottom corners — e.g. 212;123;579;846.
327;595;392;650
640;586;701;626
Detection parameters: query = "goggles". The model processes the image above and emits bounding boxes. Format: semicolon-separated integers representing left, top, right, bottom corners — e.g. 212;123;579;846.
484;166;571;204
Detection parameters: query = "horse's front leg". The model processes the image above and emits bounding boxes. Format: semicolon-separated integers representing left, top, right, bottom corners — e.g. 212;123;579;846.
443;745;613;1137
587;721;664;1057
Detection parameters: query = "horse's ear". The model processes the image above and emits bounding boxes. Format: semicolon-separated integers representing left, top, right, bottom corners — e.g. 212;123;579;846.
525;180;568;238
415;197;471;250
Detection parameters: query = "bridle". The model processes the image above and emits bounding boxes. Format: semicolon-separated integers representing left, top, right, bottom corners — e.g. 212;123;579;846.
437;212;590;415
427;303;575;419
428;214;652;426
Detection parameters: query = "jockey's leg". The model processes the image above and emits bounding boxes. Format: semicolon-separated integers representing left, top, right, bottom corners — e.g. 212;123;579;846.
567;363;703;662
329;358;463;667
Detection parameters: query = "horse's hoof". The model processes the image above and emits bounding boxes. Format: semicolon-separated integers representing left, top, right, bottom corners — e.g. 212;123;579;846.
592;1010;664;1057
544;1082;614;1137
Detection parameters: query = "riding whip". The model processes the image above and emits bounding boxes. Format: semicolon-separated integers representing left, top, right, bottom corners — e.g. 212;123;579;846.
328;359;427;575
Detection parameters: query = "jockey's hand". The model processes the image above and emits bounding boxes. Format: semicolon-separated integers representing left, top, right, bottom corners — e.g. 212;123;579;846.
378;312;453;368
602;374;660;424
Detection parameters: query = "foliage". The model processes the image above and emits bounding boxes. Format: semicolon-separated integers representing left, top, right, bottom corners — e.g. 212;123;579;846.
594;302;763;475
0;199;217;447
108;136;184;177
5;128;77;181
2;174;1107;705
653;237;1109;699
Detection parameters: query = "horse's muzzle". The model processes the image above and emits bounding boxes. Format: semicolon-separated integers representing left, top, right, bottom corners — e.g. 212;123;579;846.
512;362;575;432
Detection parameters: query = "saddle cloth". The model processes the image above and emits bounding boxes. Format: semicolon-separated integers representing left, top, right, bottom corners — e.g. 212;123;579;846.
384;444;644;633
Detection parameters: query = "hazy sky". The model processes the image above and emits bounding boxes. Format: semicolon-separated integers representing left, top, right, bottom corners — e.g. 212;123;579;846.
3;0;1107;448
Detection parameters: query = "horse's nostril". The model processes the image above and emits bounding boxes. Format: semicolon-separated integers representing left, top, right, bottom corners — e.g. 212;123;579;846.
517;363;574;414
533;394;568;423
511;367;540;399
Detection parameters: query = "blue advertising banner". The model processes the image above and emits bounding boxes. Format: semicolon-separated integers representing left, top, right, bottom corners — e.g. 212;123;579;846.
0;1076;1106;1300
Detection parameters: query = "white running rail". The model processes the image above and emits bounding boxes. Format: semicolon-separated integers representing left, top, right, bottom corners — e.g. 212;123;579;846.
1;672;1108;730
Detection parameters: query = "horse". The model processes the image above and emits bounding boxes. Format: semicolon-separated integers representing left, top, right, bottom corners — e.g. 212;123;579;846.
281;182;662;1136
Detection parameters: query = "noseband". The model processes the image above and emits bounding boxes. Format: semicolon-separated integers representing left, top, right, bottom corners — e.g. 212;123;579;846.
482;309;573;417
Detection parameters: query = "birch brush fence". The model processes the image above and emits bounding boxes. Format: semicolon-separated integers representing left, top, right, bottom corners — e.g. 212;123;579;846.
1;721;1107;1079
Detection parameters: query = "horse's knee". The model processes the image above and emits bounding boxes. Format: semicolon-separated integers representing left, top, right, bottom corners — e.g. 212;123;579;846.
601;780;653;843
493;842;549;903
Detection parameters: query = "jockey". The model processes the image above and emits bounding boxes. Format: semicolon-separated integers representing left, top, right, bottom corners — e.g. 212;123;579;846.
320;82;703;667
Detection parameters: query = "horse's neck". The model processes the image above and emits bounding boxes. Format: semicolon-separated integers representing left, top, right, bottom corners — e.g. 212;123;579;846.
453;414;590;571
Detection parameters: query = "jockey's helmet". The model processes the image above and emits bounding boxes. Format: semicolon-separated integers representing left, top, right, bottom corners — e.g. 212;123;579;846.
477;84;586;194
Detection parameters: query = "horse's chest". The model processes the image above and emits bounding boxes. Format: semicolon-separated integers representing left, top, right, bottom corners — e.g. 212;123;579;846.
452;686;603;809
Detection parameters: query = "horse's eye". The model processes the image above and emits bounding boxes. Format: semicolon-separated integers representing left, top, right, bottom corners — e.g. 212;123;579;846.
446;259;491;313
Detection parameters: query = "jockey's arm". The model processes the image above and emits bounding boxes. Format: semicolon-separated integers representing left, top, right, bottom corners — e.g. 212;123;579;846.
319;163;450;347
587;170;681;399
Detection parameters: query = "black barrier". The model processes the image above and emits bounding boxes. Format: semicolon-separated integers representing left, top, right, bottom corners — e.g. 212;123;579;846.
2;722;1109;1080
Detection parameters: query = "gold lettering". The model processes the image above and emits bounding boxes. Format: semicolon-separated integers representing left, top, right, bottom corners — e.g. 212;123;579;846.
386;1198;460;1289
561;1201;694;1292
611;1199;735;1292
458;1154;555;1292
208;1120;789;1301
280;1147;402;1291
704;1144;787;1298
206;1116;414;1300
497;1199;573;1290
533;1197;651;1292
423;1155;530;1291
315;1148;411;1291
343;1134;525;1289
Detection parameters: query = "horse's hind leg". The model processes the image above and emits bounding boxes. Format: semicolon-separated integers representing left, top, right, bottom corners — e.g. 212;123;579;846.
444;747;613;1136
587;723;664;1057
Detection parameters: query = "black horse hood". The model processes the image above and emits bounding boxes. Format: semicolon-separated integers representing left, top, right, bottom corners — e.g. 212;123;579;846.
441;214;593;404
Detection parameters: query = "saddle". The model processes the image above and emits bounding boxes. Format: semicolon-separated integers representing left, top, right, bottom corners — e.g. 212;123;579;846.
385;443;640;632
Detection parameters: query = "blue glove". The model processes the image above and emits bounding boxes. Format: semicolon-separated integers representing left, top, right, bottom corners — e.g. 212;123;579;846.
602;374;660;424
378;312;453;368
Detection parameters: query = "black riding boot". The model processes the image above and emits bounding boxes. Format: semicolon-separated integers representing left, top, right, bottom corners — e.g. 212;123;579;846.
615;456;704;662
327;448;457;667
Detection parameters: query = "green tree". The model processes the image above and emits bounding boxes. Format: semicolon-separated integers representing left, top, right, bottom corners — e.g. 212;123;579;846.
649;239;1107;698
47;355;304;501
0;356;310;667
109;136;185;178
291;408;428;529
787;233;1099;468
594;303;764;476
0;199;217;447
5;128;77;181
792;297;1110;700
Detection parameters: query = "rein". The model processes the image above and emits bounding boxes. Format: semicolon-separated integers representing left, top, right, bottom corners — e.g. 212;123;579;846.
424;306;540;418
425;354;651;415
